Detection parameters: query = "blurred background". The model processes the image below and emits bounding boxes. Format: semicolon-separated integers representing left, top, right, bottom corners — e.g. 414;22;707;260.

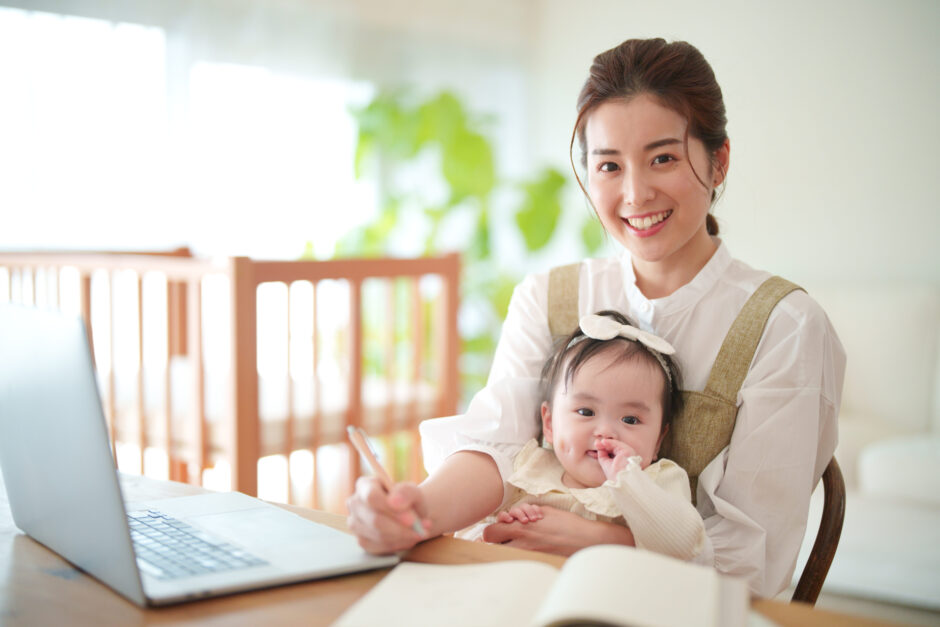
1;0;938;622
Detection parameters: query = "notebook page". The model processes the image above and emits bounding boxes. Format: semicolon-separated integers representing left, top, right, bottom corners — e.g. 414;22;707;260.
333;560;559;627
532;545;731;627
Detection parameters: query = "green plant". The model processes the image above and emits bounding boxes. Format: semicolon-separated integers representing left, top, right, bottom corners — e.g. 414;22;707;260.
328;89;604;399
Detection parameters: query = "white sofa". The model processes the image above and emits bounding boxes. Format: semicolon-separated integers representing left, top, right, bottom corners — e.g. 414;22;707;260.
792;282;940;609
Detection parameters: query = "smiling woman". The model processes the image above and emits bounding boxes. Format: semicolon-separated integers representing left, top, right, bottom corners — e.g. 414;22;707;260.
583;95;729;298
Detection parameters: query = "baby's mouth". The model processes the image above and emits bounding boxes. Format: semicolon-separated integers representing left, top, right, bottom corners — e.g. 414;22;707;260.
625;209;673;230
587;450;598;459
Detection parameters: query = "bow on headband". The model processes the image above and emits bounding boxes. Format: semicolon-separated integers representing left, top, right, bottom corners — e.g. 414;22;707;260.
578;314;677;390
579;314;676;355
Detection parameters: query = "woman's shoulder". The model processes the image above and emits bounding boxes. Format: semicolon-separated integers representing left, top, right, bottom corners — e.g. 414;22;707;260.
722;257;833;331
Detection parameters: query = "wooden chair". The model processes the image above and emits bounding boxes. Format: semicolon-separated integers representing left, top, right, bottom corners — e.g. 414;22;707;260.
792;457;846;605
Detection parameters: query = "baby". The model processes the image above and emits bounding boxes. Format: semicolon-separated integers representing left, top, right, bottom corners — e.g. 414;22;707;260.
456;310;705;561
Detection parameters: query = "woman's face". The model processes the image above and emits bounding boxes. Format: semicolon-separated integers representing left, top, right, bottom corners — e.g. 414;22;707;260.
584;94;728;278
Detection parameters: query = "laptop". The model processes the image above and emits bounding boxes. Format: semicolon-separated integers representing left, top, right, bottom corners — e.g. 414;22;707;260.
0;304;398;606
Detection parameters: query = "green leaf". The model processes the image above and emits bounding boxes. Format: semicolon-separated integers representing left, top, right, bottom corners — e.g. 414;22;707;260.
580;214;606;254
442;129;494;203
468;204;491;260
417;92;466;146
515;168;566;252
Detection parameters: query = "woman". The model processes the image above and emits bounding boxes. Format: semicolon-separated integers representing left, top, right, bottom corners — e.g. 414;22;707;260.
346;37;845;598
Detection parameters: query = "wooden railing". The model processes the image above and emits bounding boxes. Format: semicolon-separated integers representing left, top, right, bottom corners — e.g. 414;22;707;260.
0;250;460;512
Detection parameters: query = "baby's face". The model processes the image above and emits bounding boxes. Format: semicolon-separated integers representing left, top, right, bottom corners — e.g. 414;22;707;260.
542;349;666;489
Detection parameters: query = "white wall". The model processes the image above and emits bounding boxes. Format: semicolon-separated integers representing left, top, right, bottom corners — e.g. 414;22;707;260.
3;0;938;286
528;0;940;286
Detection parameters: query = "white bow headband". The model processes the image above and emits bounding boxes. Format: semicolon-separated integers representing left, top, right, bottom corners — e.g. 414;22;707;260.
577;314;676;389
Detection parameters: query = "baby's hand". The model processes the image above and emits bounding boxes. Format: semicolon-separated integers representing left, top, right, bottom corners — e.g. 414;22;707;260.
595;437;639;480
496;503;544;524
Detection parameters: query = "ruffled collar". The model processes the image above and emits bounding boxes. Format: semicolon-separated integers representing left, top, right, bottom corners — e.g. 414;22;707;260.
506;440;627;519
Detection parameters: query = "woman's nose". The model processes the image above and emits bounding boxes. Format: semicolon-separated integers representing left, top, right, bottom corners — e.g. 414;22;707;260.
622;168;653;207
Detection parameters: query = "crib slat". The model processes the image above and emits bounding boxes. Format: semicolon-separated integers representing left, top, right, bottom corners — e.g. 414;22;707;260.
164;279;182;482
409;278;424;481
382;280;397;476
230;257;260;496
106;271;119;463
187;277;206;484
285;283;295;503
310;279;321;510
137;274;146;475
346;277;364;499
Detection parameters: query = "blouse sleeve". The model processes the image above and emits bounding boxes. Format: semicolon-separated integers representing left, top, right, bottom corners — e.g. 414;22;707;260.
420;272;554;484
606;458;706;561
695;291;846;598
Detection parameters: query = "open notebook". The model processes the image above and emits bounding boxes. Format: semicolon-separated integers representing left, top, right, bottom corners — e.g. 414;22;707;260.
334;544;749;627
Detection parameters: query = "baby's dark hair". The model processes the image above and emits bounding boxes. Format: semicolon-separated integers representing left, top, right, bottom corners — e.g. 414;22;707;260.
538;310;683;434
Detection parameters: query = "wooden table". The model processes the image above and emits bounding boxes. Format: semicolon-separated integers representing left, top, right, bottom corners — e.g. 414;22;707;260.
0;473;885;626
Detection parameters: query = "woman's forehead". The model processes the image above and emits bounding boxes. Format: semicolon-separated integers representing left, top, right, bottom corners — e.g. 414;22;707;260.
584;95;688;149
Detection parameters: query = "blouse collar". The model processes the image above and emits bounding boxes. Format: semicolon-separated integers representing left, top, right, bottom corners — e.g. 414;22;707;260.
619;238;732;318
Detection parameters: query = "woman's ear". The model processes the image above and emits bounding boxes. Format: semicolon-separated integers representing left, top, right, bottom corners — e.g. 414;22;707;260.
540;401;554;445
712;138;730;186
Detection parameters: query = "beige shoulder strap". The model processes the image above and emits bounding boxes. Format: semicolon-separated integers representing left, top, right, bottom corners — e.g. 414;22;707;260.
547;262;581;341
702;276;803;403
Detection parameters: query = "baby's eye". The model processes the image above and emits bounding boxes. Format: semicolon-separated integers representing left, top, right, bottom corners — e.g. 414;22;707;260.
598;161;620;173
577;408;595;417
621;415;639;425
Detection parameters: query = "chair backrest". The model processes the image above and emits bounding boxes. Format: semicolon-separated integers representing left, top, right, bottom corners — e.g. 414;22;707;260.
792;457;846;605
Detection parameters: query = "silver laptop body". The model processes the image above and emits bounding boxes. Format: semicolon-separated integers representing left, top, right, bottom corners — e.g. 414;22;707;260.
0;304;397;606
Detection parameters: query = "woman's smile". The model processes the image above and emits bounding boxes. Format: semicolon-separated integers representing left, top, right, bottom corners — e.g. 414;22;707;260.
624;209;673;237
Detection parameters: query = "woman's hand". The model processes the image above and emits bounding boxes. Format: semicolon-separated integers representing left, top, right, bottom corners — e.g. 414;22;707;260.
345;477;431;555
595;436;639;480
481;505;635;556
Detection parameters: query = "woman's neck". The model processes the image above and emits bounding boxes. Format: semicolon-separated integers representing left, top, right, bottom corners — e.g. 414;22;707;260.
632;235;718;300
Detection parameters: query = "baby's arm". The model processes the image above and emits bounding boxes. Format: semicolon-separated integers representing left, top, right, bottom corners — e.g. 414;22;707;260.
604;460;706;561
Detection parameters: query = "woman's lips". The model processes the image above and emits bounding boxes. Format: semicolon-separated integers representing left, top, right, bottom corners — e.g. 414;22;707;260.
623;209;672;238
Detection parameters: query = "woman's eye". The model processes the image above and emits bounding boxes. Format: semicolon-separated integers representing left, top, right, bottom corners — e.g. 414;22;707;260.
652;154;675;165
598;161;620;173
621;415;639;425
576;408;595;417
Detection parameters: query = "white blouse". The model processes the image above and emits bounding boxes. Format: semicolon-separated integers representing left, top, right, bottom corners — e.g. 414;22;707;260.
420;240;846;598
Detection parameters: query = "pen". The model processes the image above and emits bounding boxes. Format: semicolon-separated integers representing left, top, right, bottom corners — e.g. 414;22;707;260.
346;425;428;537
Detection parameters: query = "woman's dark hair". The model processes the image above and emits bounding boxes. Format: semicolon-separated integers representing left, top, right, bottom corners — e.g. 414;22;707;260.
570;38;728;235
538;310;683;435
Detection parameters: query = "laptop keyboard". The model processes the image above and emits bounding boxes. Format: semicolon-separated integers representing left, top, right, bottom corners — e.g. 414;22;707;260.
128;509;268;580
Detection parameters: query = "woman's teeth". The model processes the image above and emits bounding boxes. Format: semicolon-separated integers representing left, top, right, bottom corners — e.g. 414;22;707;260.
626;210;672;229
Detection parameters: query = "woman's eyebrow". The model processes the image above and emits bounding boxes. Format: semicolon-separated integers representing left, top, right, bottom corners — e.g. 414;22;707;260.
590;138;682;155
644;137;682;151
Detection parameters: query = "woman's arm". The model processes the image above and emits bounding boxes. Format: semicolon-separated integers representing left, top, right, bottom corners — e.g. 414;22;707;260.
481;507;635;556
696;293;845;597
346;450;503;554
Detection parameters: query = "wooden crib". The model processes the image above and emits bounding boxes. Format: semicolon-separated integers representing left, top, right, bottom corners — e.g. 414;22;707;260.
0;250;459;513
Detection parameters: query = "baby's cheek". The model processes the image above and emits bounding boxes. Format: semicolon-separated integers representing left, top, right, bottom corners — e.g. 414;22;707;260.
554;435;572;455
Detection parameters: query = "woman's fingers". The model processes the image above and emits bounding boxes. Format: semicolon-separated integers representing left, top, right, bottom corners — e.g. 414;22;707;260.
346;477;427;554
